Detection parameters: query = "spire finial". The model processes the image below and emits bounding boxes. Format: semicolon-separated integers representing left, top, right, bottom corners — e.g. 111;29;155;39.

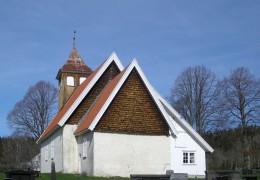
73;30;76;48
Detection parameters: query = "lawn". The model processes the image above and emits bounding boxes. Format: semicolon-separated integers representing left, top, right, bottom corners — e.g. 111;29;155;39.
0;172;130;180
0;173;4;180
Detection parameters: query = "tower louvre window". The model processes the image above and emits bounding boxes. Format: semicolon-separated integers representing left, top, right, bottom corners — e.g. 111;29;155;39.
80;77;86;84
67;76;74;86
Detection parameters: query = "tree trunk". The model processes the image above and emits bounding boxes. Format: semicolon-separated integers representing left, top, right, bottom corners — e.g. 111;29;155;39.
242;127;251;169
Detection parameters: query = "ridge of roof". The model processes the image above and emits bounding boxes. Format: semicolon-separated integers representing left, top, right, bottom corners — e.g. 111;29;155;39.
37;52;124;143
154;91;214;153
37;66;99;143
74;68;127;135
58;52;124;127
74;59;177;136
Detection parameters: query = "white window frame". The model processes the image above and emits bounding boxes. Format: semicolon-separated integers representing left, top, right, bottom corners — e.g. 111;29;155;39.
189;152;195;163
183;151;196;164
79;77;86;84
51;140;54;160
67;76;74;86
45;145;49;162
183;152;188;164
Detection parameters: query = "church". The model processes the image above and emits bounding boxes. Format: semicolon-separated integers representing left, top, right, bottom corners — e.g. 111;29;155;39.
37;46;214;178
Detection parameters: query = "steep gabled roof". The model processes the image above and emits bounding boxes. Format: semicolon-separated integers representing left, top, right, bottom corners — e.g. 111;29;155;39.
37;52;124;143
74;59;178;136
56;47;92;79
38;51;214;154
154;91;214;153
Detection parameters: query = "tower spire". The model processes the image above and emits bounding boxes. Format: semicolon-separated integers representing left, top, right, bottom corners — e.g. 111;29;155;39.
73;30;76;48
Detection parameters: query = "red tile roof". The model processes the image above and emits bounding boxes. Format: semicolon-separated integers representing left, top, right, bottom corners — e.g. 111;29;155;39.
74;68;127;135
37;64;102;143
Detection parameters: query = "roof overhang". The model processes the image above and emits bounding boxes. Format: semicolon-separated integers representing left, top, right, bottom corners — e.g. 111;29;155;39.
83;59;178;136
155;92;214;153
36;125;60;144
56;69;93;80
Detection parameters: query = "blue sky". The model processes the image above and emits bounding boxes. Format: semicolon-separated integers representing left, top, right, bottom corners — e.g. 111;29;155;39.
0;0;259;137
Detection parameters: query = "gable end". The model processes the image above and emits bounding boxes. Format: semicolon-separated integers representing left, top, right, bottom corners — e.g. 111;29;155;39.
66;62;121;125
94;68;169;136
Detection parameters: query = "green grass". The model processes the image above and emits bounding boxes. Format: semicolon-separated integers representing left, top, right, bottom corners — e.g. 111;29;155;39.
0;172;4;179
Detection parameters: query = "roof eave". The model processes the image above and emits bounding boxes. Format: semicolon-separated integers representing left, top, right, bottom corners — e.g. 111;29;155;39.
58;52;125;128
87;59;178;137
36;125;60;144
74;128;91;137
56;69;62;80
155;91;214;153
56;69;92;80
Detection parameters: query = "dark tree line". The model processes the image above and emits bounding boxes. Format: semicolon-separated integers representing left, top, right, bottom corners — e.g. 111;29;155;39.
1;80;57;171
0;136;40;171
203;126;260;170
169;66;260;169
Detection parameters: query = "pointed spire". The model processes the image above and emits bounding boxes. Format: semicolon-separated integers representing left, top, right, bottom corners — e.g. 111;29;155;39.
56;33;92;80
73;30;76;48
61;47;92;73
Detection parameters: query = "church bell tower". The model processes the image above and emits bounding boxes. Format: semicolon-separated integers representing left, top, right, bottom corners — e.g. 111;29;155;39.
56;45;92;110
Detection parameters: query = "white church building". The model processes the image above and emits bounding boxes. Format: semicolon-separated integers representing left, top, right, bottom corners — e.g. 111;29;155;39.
37;47;214;178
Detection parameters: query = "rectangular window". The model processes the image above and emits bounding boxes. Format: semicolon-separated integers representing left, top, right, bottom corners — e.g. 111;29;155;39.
190;153;195;163
45;145;48;161
183;152;188;163
79;77;86;84
51;140;54;160
67;76;74;86
183;152;195;164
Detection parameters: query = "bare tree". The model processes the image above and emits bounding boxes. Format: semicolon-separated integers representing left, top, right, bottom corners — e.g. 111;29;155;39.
7;81;58;139
215;67;260;169
0;136;40;170
169;66;217;134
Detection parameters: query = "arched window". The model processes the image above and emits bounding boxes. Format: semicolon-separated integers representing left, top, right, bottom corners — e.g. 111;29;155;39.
67;76;74;86
79;77;86;84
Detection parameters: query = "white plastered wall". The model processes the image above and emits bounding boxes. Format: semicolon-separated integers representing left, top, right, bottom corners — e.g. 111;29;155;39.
40;127;63;173
171;120;206;178
93;132;171;177
78;131;94;175
62;124;79;173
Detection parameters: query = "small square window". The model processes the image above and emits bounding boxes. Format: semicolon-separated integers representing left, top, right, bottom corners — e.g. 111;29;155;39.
67;76;74;86
183;152;195;164
183;152;188;163
190;153;195;163
80;77;86;84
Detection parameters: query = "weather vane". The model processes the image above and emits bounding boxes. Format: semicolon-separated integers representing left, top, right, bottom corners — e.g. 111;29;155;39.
73;30;76;48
